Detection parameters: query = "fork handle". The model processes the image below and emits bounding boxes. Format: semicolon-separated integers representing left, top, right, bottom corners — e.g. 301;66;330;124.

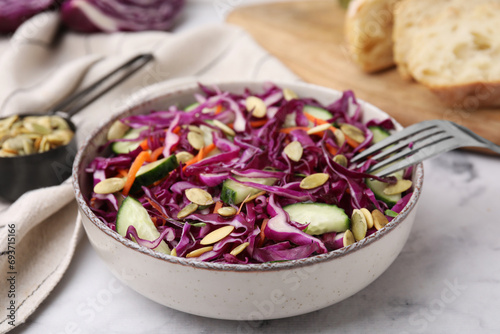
451;123;500;155
49;54;153;117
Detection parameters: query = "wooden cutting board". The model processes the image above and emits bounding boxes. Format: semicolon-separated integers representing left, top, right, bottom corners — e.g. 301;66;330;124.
227;0;500;149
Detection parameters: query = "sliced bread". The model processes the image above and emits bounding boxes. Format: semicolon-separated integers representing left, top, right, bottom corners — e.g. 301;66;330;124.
392;0;452;80
345;0;401;73
397;0;500;106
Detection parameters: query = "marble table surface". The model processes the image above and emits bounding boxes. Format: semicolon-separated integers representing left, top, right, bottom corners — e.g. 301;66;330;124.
6;1;500;333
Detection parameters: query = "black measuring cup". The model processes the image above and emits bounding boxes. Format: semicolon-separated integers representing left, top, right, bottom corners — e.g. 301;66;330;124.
0;54;153;202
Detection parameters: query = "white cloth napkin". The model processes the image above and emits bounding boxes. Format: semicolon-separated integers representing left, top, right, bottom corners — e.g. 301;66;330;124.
0;11;298;333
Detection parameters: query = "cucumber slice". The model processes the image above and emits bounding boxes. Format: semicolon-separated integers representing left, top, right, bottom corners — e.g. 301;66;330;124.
368;126;391;144
284;202;350;235
366;126;403;206
366;169;404;206
116;197;170;254
303;105;333;121
130;154;178;193
221;176;276;205
112;126;147;154
184;102;199;112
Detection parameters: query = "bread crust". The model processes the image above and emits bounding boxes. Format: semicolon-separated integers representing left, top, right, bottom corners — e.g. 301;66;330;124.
345;0;400;73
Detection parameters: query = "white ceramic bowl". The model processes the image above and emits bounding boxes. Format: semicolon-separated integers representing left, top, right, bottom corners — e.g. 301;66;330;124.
73;80;424;320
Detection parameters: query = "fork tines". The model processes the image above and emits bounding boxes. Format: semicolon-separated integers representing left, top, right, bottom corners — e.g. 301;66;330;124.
352;120;458;177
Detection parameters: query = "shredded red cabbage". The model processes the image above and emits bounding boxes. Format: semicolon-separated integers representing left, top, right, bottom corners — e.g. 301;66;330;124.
87;83;414;263
0;0;56;33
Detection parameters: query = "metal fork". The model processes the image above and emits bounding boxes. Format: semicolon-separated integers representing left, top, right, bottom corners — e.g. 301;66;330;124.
351;120;500;177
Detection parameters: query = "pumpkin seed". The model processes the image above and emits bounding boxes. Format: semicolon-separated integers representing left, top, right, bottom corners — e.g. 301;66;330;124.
94;177;126;194
57;129;74;145
199;124;215;145
3;137;23;152
50;116;70;130
22;137;33;155
334;129;345;146
176;151;195;164
230;242;250;256
177;203;199;219
188;125;203;134
38;116;52;130
351;209;367;241
0;115;18;130
34;136;42;151
39;136;49;152
26;122;51;135
333;154;348;167
340;124;365;143
0;149;16;157
284;140;303;162
307;123;331;135
360;208;374;229
383;179;412;195
185;188;214;206
343;230;355;247
212;119;236;137
0;115;74;157
246;96;267;118
200;225;235;245
187;131;205;150
107;120;130;140
170;248;177;257
45;133;65;146
206;147;221;158
186;246;213;258
372;209;389;230
283;88;298;101
10;121;23;135
300;173;329;189
217;206;237;217
0;129;8;141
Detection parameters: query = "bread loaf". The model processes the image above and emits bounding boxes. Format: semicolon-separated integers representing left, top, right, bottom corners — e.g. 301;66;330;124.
394;0;500;106
392;0;452;79
345;0;401;73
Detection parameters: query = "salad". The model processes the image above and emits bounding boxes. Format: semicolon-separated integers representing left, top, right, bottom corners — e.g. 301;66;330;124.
86;83;414;263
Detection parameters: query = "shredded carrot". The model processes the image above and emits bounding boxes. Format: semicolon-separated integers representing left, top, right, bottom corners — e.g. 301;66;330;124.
182;143;217;171
344;135;361;149
116;169;129;178
215;104;223;114
236;196;248;215
152;176;168;187
212;201;223;214
304;112;360;148
146;197;169;220
249;120;268;128
151;216;158;226
226;120;267;130
279;126;310;134
139;139;149;150
258;219;269;247
122;151;150;196
172;126;181;135
325;143;338;156
303;112;329;127
149;146;164;162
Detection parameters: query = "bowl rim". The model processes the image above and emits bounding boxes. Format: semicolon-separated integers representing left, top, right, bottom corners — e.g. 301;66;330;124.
73;79;424;272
